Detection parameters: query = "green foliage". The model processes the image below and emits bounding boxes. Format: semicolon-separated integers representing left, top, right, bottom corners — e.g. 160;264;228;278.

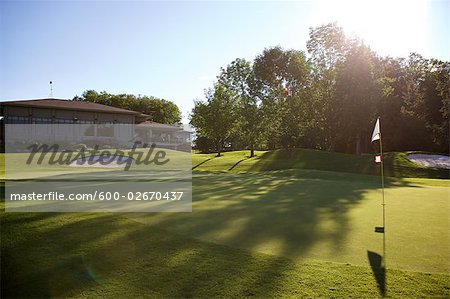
254;47;312;149
306;22;349;150
307;22;348;71
190;82;238;156
74;90;181;124
334;39;381;153
370;54;450;153
218;58;264;157
191;22;449;155
192;136;215;153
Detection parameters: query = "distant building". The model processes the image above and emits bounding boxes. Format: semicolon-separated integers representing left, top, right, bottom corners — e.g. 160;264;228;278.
136;121;192;151
0;98;191;151
0;98;141;124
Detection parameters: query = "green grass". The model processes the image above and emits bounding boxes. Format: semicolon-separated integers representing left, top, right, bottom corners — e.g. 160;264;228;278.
192;149;450;178
1;148;191;180
1;148;449;297
129;170;449;274
1;205;449;298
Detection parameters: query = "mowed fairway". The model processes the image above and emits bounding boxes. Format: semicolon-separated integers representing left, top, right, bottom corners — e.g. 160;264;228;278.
1;149;449;298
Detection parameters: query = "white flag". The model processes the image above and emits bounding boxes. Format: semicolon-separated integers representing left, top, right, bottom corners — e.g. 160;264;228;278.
371;118;380;142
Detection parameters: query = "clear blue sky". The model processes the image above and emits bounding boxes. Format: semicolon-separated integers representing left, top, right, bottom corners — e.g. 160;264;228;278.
1;0;449;123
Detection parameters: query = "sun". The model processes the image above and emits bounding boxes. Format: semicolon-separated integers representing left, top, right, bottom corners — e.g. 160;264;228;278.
313;0;428;57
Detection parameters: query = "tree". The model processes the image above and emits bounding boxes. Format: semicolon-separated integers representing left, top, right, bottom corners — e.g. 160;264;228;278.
400;54;450;152
217;58;263;157
373;56;411;151
253;46;311;149
143;98;181;125
333;39;381;154
306;22;348;151
188;22;449;155
193;136;215;153
431;59;450;153
74;90;181;124
190;83;237;157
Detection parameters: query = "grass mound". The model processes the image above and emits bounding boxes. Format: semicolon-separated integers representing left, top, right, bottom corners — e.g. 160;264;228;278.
193;149;450;178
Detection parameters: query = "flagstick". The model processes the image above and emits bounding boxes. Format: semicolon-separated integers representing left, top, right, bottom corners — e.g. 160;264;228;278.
379;129;386;270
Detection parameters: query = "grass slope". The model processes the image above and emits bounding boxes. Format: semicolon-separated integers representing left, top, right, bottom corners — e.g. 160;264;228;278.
193;149;450;178
1;207;449;298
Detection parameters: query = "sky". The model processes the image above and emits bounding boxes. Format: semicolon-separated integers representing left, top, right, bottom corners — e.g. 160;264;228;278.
1;0;449;123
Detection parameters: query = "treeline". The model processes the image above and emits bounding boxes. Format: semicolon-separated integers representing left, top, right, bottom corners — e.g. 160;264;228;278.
190;23;449;157
74;90;181;124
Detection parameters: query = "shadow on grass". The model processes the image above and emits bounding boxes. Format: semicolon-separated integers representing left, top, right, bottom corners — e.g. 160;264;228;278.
166;172;375;254
0;168;424;297
192;157;215;170
246;149;449;179
228;158;249;171
1;207;311;297
0;210;133;298
248;149;377;175
134;170;413;293
368;250;386;297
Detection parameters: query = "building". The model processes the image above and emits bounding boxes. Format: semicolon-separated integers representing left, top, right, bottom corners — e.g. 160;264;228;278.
136;121;192;151
0;98;191;151
0;98;141;124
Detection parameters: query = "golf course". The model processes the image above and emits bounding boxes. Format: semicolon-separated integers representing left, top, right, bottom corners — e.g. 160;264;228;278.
1;149;449;298
2;0;450;297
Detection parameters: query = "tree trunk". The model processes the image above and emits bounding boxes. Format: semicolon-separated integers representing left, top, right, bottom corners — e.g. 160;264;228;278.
216;139;222;157
250;145;255;158
327;131;336;152
355;133;361;155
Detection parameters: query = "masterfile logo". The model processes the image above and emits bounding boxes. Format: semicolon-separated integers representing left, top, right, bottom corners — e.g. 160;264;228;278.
4;124;192;212
26;141;170;171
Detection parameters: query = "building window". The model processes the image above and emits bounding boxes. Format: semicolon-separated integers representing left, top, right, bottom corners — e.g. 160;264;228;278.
6;116;29;124
53;118;74;124
32;117;53;124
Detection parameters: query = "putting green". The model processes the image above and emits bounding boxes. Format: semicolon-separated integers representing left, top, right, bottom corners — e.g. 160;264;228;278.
130;170;449;274
2;206;448;298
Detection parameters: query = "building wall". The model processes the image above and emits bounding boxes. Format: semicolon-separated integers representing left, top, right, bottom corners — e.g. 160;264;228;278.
3;106;135;124
2;105;136;147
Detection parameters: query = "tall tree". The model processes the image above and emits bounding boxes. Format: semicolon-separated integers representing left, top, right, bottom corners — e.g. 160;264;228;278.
217;58;263;157
374;56;411;151
306;22;348;150
190;82;237;156
333;39;381;154
400;54;450;152
253;46;311;149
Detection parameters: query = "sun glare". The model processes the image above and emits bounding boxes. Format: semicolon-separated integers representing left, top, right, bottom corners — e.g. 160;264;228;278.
313;0;428;57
